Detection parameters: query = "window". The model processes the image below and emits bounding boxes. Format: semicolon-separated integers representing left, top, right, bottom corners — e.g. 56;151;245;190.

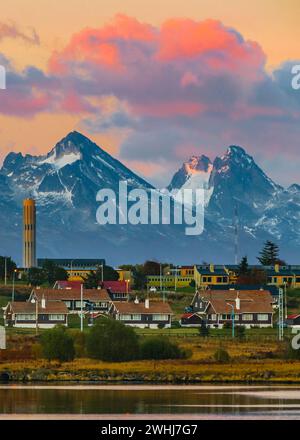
120;314;131;320
221;314;227;320
216;277;222;283
257;314;269;321
75;301;86;308
64;301;71;308
49;314;65;321
242;314;253;321
16;314;35;321
131;314;142;321
153;314;168;321
210;314;217;321
235;315;240;321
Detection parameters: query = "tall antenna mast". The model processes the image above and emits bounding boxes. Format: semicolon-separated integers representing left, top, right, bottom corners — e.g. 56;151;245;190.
234;204;239;265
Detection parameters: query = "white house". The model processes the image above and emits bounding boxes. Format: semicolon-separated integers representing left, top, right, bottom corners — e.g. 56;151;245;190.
4;298;69;329
110;298;173;329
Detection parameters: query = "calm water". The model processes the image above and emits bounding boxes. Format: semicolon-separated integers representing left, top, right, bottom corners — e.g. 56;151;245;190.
1;384;300;419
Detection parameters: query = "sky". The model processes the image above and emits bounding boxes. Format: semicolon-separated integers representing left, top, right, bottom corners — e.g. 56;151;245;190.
0;0;299;187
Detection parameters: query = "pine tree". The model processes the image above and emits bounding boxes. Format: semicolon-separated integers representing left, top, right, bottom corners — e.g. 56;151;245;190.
238;256;249;275
257;240;280;265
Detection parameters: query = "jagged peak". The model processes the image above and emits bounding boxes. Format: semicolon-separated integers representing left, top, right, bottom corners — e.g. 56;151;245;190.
184;154;212;173
288;183;300;193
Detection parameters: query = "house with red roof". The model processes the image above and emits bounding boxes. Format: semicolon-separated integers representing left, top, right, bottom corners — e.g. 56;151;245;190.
4;298;69;329
180;289;274;329
29;288;112;314
101;281;130;301
110;298;173;328
286;314;300;329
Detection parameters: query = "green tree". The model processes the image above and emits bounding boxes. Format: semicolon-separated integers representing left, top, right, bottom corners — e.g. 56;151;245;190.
84;265;119;288
103;265;119;281
41;326;75;362
235;325;246;340
0;256;17;280
257;241;281;265
83;270;99;289
143;260;161;275
27;267;47;286
132;265;147;290
42;259;68;285
198;320;209;337
140;337;183;360
86;318;139;361
238;256;249;275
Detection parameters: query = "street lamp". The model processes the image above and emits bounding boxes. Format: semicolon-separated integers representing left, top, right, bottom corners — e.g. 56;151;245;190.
4;257;7;286
160;263;163;293
226;303;235;338
284;282;288;320
70;260;74;280
12;269;17;302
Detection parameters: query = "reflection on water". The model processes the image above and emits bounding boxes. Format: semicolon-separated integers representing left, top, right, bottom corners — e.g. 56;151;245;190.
1;385;300;418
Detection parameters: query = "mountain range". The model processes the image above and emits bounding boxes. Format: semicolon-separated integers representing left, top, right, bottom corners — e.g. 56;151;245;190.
0;131;299;265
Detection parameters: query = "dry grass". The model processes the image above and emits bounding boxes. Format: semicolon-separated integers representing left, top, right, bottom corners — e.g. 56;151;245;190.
1;338;300;383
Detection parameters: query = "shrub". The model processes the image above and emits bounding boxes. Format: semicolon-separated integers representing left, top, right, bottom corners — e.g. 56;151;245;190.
140;336;184;360
198;320;209;337
40;326;75;362
86;318;139;362
235;325;246;340
282;338;300;360
171;320;181;329
214;347;231;363
223;322;232;329
71;330;86;358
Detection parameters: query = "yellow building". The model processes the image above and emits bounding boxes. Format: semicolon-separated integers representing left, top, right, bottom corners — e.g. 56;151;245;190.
146;275;193;290
116;269;133;286
266;264;300;288
194;264;229;288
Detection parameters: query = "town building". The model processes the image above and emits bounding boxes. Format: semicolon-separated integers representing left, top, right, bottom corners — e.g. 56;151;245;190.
4;299;68;328
101;281;130;301
116;269;133;286
110;298;173;328
37;258;105;281
180;289;274;329
147;266;195;290
29;288;112;314
194;264;230;288
286;314;300;329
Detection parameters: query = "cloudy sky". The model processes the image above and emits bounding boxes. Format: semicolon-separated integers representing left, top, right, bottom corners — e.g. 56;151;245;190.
0;0;299;187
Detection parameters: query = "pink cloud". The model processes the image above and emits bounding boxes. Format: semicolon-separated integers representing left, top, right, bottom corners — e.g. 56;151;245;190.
49;14;156;74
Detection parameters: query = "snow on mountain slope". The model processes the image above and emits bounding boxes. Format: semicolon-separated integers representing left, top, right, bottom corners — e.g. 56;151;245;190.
0;134;299;263
168;155;214;206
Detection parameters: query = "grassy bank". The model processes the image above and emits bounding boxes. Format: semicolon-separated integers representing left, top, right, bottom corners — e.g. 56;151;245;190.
1;337;300;383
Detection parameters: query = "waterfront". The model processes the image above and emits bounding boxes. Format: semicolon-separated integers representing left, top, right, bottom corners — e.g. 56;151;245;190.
1;384;300;419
